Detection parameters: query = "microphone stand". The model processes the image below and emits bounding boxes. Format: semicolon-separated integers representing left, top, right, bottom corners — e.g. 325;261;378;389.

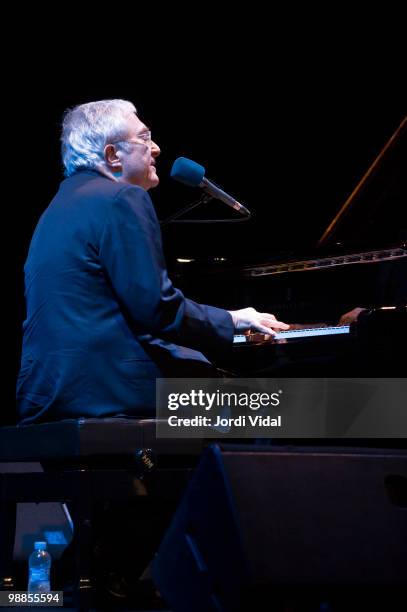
160;194;213;226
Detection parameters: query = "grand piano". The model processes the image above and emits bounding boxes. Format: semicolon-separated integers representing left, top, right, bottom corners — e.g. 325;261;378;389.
169;116;406;376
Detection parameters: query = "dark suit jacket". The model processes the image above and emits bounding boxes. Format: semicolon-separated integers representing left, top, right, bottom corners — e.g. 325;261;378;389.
17;170;234;423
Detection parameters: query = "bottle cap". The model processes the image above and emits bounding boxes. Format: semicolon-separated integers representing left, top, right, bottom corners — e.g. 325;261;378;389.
34;541;47;550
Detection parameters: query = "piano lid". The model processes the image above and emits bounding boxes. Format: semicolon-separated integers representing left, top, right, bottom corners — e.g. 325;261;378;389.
239;116;407;278
317;115;407;251
168;114;406;279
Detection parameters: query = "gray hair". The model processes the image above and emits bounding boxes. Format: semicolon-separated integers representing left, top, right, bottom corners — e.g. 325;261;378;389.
61;99;137;176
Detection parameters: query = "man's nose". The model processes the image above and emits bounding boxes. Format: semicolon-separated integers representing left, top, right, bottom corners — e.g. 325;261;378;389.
151;140;160;157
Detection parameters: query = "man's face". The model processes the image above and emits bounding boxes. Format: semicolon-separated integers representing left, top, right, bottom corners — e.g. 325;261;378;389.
113;113;160;190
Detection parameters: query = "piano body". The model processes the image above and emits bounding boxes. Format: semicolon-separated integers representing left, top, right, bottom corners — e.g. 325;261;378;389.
171;117;407;376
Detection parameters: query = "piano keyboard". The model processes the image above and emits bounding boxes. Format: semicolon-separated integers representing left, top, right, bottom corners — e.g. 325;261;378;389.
233;325;350;344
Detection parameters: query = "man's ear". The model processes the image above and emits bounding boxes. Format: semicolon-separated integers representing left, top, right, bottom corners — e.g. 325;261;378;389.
104;144;122;170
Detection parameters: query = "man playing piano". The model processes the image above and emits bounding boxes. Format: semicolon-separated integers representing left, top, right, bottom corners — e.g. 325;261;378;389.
16;98;289;425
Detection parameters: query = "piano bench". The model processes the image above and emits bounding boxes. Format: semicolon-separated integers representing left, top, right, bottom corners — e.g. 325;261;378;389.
0;418;201;609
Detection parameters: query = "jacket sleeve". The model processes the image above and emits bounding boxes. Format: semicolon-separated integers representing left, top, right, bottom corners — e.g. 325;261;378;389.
99;185;234;353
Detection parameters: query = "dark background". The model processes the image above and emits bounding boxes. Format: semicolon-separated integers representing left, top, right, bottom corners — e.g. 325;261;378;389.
8;25;406;424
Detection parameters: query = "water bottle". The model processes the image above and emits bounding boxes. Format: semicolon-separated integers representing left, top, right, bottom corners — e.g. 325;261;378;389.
28;541;51;593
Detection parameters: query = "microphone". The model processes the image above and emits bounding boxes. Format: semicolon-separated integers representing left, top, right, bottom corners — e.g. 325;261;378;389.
170;157;251;217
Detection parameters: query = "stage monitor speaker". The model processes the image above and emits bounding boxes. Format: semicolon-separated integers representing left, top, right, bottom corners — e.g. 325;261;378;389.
152;444;407;612
0;462;73;561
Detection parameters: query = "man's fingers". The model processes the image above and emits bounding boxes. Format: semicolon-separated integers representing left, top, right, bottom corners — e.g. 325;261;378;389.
260;318;290;331
257;325;276;336
260;313;276;321
255;322;290;335
228;307;290;333
259;313;289;330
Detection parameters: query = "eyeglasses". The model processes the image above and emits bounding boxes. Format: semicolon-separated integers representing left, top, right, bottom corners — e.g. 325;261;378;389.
112;130;153;147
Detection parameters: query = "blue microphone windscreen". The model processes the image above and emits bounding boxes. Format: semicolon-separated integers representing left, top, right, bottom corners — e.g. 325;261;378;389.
170;157;205;187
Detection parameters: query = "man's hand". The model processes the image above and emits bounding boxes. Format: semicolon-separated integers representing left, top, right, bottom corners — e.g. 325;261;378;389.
228;307;290;335
338;307;366;326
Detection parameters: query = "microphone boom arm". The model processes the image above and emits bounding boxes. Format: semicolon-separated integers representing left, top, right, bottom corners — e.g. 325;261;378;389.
160;194;213;226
